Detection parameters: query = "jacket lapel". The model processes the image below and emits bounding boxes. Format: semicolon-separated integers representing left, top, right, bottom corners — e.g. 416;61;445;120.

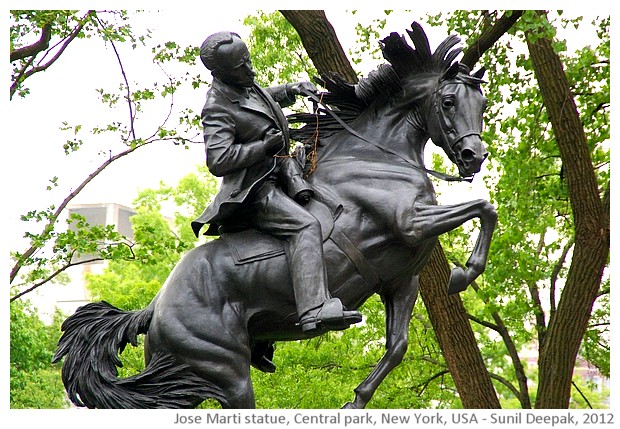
253;85;290;137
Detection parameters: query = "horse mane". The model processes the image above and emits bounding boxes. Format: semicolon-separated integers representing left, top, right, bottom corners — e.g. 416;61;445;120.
288;22;467;142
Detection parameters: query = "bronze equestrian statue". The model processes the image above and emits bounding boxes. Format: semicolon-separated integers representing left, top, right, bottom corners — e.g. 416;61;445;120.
54;22;496;409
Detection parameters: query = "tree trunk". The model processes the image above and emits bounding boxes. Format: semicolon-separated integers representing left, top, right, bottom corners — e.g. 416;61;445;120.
279;10;358;83
282;10;501;408
419;245;501;408
526;12;610;409
460;11;524;69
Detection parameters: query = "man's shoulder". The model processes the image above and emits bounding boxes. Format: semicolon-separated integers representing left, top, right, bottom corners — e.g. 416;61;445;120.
203;82;237;113
209;79;244;102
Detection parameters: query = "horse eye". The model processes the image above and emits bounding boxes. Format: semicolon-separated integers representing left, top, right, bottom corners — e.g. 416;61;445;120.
442;98;455;108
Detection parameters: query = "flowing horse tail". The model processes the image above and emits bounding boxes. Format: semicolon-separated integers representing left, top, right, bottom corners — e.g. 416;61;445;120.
52;300;227;408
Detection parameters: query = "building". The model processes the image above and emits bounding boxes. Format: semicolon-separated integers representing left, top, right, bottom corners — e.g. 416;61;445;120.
31;202;136;323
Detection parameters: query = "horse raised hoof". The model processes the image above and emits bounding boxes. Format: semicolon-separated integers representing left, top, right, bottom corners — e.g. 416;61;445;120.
300;298;362;333
447;267;469;295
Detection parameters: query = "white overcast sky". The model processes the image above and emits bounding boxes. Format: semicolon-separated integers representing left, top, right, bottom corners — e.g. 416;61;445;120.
5;7;609;316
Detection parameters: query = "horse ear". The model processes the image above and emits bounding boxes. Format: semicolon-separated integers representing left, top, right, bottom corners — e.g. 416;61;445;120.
473;66;486;80
442;62;460;81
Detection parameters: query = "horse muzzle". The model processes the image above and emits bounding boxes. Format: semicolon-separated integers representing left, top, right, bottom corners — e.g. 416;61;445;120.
453;135;488;177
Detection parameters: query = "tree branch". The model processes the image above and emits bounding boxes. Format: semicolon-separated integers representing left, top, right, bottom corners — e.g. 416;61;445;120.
571;380;594;409
8;128;200;295
10;11;95;100
10;141;148;285
461;10;524;69
94;15;137;141
489;373;522;400
415;370;450;396
280;10;358;83
529;232;548;348
467;314;500;331
549;238;574;317
10;241;135;302
10;23;52;62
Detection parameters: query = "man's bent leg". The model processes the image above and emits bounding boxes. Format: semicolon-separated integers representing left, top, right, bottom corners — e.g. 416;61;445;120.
249;182;361;332
250;182;329;314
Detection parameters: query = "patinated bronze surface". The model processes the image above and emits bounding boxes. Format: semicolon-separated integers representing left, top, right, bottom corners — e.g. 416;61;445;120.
54;22;496;409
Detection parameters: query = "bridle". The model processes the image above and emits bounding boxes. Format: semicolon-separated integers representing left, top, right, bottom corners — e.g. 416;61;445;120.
430;79;483;181
300;86;477;183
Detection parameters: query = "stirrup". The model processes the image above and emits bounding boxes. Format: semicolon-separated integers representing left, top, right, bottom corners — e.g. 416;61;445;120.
300;298;362;333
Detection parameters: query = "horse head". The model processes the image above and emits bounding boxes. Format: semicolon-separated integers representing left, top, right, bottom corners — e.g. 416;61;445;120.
381;23;489;179
425;63;488;178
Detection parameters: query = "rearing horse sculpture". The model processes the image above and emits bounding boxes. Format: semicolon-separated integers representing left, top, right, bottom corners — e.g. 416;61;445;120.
53;22;497;409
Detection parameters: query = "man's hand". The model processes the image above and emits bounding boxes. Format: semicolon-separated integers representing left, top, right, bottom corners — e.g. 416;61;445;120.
264;129;284;155
287;81;317;96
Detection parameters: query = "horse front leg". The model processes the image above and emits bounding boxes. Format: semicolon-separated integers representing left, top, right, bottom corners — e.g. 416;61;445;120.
404;199;497;294
342;276;419;409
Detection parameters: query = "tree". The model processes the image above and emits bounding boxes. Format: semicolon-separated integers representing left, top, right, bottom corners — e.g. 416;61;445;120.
525;11;609;408
432;10;609;408
9;10;205;302
10;299;67;408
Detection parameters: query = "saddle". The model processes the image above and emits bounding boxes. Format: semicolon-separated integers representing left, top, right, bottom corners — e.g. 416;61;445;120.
220;192;341;265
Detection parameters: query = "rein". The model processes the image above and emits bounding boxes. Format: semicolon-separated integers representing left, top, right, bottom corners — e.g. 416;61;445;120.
300;88;473;183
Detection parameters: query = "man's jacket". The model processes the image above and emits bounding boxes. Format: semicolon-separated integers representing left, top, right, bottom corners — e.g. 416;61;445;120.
191;78;296;237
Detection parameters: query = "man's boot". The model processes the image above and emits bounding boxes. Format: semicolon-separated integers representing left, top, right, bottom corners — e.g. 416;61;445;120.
299;298;362;333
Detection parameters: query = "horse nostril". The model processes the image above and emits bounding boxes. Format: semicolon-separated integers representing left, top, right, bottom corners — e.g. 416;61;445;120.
461;148;475;162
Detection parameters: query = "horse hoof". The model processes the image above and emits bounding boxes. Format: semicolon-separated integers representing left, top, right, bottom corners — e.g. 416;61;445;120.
447;267;468;295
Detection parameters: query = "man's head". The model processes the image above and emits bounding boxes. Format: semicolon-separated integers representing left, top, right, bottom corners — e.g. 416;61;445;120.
200;31;255;88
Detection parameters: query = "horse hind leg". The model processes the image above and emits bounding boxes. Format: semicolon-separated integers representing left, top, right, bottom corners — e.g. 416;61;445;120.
150;303;257;409
144;337;256;408
188;348;255;409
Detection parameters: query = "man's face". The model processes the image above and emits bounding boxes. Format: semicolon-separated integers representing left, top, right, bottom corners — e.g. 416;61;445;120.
215;37;256;88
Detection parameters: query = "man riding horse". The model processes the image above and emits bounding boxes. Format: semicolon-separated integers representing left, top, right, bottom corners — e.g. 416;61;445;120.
53;22;495;409
191;32;362;370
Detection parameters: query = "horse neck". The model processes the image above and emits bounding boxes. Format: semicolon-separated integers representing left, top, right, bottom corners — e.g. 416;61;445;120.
317;103;428;167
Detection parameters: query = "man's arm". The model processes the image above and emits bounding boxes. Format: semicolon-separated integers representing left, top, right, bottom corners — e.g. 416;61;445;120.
203;104;272;177
265;82;317;108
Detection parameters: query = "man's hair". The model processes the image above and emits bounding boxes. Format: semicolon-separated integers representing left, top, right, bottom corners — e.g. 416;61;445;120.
200;31;241;71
